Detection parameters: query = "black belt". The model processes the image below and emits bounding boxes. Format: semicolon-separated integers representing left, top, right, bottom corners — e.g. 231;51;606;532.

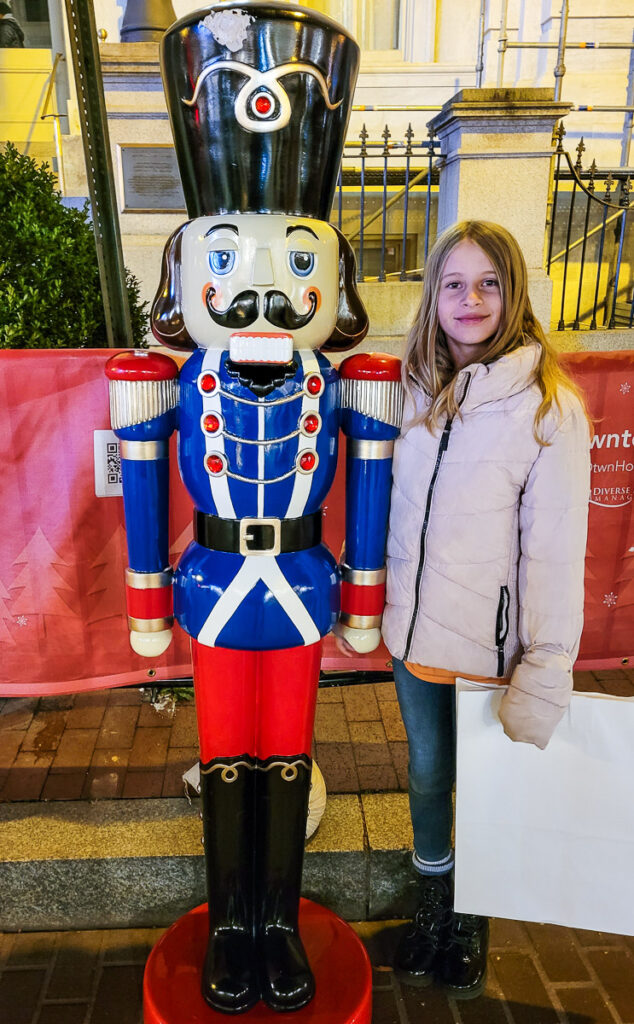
194;509;322;556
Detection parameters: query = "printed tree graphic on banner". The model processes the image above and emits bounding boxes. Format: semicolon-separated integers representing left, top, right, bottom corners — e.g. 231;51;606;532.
10;528;81;650
0;578;16;645
87;525;129;622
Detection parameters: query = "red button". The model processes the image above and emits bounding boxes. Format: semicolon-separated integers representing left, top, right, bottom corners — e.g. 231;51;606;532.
299;451;316;472
200;374;217;393
255;94;272;114
306;375;322;396
203;414;220;434
303;414;320;434
206;454;225;474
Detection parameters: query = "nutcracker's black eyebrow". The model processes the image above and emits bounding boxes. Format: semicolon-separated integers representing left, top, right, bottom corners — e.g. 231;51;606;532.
205;223;239;236
286;224;318;239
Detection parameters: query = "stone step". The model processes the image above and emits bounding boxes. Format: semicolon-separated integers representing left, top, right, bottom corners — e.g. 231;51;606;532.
0;793;417;931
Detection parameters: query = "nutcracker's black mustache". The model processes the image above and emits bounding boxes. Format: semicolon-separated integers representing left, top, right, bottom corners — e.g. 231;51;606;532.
206;288;318;330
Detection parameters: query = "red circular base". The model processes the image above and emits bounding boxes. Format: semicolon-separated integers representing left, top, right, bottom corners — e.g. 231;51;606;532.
143;899;372;1024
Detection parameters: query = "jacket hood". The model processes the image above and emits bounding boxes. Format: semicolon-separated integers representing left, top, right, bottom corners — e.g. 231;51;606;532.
1;13;24;38
456;343;541;413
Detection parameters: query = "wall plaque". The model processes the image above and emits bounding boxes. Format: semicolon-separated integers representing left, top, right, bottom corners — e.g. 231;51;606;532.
119;145;186;213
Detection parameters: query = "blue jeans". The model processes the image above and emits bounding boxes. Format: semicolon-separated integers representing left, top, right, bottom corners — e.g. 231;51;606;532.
393;658;456;862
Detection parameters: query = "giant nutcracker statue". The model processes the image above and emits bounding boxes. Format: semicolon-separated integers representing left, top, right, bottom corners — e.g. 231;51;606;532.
106;2;402;1017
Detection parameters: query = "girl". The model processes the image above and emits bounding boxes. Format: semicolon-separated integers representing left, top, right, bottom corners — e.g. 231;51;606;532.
381;221;591;998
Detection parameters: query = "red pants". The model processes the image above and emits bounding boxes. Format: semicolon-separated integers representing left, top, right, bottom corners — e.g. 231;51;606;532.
191;640;322;762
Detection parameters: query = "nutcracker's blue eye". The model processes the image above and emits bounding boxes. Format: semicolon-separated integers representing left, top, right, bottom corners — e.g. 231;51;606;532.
288;251;315;277
208;250;237;275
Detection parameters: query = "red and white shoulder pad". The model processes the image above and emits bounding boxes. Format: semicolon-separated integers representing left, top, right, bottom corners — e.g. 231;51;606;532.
105;351;179;429
339;353;403;428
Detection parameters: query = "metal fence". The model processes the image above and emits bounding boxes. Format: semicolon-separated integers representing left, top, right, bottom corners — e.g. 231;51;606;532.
548;124;633;331
332;124;440;283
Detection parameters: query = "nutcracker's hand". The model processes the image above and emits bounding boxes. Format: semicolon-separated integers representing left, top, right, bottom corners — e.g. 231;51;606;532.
333;620;381;654
130;628;173;658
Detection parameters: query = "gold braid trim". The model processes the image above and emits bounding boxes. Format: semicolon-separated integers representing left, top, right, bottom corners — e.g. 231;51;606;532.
200;756;311;783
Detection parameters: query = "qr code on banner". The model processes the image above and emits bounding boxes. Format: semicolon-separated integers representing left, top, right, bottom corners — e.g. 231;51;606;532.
94;430;123;497
106;441;121;484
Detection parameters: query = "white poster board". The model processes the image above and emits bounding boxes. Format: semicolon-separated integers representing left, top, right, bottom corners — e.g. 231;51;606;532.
454;680;634;935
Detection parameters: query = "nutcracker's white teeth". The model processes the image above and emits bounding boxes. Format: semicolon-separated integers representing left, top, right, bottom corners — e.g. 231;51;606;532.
229;332;293;364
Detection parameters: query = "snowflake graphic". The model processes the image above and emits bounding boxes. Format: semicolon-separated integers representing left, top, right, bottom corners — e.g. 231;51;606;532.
15;615;28;626
602;592;618;608
619;382;631;395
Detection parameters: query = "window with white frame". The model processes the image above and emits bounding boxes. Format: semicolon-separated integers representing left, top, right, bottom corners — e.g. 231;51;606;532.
306;1;435;63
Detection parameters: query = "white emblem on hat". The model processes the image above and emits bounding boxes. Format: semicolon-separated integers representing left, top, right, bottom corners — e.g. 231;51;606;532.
183;59;342;134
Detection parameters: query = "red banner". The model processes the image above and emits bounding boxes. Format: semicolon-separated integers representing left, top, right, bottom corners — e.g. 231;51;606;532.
0;349;631;695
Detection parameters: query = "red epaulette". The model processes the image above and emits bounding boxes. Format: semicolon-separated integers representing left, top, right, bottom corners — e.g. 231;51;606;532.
338;352;401;381
105;350;179;381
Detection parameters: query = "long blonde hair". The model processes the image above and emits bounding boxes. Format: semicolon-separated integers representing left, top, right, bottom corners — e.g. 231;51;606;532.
403;220;586;444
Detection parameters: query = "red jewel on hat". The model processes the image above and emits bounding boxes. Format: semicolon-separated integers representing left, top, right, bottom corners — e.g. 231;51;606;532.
206;454;225;474
299;451;316;472
200;373;217;393
303;414;320;434
255;94;272;115
203;413;220;434
306;374;323;396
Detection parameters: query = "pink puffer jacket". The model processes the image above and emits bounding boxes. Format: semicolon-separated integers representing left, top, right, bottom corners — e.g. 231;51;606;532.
382;344;591;749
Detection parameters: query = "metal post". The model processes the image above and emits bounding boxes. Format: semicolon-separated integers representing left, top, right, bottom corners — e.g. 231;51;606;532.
621;30;634;167
497;0;509;88
63;0;133;348
400;124;413;281
358;124;367;282
475;0;486;88
553;0;569;102
607;179;630;329
379;124;390;283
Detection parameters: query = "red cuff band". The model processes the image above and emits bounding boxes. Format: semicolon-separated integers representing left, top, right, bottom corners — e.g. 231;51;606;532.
126;585;173;620
340;581;386;617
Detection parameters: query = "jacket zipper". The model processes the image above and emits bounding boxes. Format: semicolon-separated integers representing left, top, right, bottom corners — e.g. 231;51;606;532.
495;585;510;677
403;416;453;661
402;371;471;663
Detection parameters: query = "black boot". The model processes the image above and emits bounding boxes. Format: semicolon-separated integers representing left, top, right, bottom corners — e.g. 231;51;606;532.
436;911;489;999
200;756;260;1014
256;756;316;1012
394;871;453;986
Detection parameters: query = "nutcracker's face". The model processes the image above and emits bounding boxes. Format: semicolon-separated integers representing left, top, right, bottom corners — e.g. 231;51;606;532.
180;214;339;362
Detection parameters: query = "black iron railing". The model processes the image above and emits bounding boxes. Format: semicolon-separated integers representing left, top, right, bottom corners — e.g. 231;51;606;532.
548;124;633;330
332;124;440;283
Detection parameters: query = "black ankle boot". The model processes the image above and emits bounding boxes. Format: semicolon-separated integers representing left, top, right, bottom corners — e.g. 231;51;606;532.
394;871;453;986
256;756;315;1012
200;756;259;1014
436;911;489;999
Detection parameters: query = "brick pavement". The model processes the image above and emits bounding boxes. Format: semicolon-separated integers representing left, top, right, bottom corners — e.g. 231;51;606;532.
1;669;632;802
1;919;633;1024
0;679;410;802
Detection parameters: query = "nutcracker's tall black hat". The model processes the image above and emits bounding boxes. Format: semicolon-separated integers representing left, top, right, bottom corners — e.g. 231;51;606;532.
161;1;359;220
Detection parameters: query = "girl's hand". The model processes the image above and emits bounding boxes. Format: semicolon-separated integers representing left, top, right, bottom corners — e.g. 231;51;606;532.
334;631;357;658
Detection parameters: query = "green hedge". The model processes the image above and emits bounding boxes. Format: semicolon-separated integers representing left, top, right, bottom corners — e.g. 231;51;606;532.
0;143;148;348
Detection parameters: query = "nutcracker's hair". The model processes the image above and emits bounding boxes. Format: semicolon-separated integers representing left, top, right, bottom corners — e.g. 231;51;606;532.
151;221;368;352
321;227;368;351
151;222;194;350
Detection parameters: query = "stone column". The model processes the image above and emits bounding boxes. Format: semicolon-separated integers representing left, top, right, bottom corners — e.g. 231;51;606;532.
427;88;571;331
